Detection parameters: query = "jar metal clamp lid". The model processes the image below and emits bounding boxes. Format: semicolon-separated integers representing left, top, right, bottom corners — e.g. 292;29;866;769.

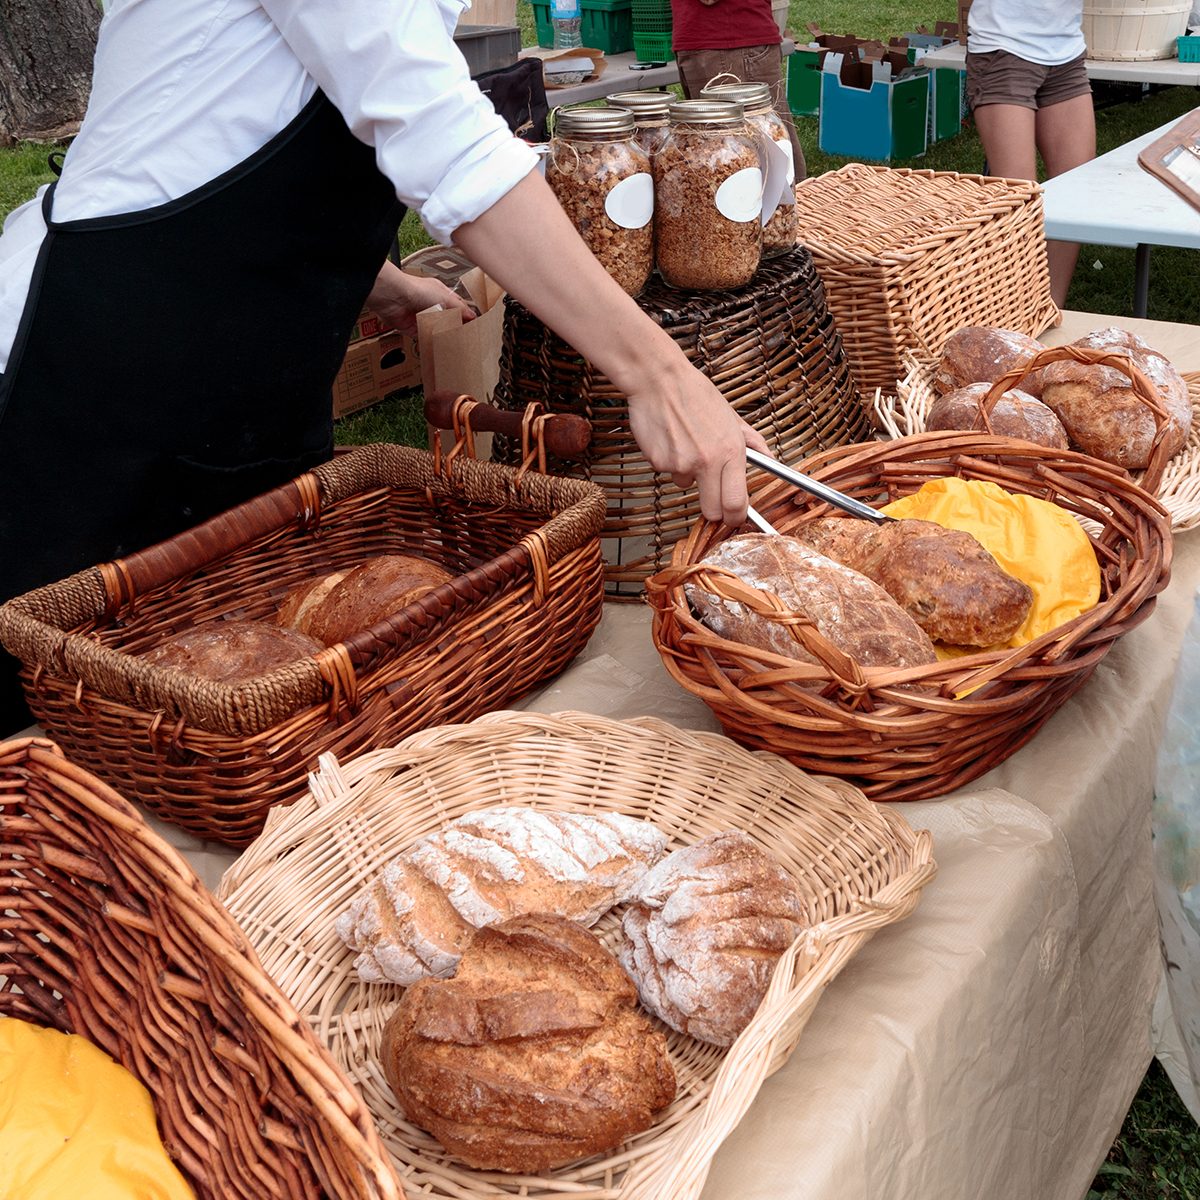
698;82;773;117
553;105;638;137
605;90;672;119
667;98;747;125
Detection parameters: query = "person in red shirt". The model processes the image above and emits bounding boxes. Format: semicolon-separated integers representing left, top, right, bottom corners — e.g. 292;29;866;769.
671;0;804;177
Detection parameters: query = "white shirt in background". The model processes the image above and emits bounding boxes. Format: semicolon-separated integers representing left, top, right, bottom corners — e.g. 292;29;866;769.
967;0;1087;67
0;0;537;373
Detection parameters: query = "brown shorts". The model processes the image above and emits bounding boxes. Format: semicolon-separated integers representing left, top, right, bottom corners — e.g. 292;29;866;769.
966;49;1091;111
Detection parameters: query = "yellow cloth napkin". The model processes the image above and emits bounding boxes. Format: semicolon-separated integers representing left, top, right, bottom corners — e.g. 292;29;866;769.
882;477;1101;652
0;1016;194;1199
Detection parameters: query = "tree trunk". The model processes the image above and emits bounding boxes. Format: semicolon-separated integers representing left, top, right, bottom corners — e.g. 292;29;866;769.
0;0;100;143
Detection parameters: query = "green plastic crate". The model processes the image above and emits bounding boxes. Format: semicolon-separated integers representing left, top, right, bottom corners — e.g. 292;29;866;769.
1179;34;1200;61
531;0;634;54
633;30;674;62
631;0;672;33
786;46;821;117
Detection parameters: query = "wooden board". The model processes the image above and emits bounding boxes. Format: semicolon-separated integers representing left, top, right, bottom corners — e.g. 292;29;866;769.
1138;106;1200;214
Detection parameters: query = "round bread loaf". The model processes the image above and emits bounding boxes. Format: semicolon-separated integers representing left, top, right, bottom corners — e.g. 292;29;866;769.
142;619;322;681
926;381;1068;450
935;326;1046;398
688;534;937;671
277;553;453;645
380;913;676;1173
618;830;805;1047
1040;326;1191;469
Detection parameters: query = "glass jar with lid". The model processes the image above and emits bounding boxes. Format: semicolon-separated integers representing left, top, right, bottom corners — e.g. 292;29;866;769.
654;99;763;291
700;80;797;259
545;105;654;298
605;90;672;159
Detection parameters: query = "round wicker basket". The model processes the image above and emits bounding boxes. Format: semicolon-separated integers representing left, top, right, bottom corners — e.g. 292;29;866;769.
645;347;1175;803
217;710;936;1200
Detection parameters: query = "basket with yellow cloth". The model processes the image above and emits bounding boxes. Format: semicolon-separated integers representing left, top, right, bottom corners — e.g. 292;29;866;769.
646;346;1174;802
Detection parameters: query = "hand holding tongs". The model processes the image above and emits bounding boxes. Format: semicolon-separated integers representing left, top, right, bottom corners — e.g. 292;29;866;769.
743;447;895;536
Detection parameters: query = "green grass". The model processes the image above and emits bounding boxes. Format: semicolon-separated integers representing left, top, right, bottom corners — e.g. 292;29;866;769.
0;142;59;218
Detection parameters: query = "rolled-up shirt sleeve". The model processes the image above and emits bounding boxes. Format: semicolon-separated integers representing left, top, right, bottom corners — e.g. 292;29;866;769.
258;0;538;243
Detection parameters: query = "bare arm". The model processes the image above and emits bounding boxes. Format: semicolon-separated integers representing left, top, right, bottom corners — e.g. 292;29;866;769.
367;259;476;336
452;170;767;526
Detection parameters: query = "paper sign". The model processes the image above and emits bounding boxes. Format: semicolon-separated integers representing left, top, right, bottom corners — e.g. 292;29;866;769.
760;137;794;225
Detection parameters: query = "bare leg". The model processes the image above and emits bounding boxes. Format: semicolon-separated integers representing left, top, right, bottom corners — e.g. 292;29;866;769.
1036;92;1097;307
972;102;1038;179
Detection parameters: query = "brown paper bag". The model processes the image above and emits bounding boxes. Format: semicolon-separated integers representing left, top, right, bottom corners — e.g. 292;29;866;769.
415;266;506;407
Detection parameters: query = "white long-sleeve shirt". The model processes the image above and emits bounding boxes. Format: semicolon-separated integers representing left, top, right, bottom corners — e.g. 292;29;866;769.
0;0;537;372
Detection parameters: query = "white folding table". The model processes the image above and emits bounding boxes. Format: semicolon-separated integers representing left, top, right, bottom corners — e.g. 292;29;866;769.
919;41;1200;87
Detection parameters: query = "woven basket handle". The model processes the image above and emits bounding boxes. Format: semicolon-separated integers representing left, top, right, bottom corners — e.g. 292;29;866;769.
981;343;1174;493
424;391;591;459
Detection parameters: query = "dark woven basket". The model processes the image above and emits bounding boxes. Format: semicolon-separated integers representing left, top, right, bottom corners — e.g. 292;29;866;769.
491;248;870;597
0;737;402;1200
0;430;606;847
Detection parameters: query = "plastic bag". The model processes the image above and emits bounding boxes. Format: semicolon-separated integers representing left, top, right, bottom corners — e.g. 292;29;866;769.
1153;587;1200;1120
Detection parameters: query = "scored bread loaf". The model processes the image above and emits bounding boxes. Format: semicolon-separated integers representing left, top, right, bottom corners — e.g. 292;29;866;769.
1040;326;1192;469
794;516;1033;646
380;913;676;1173
934;326;1047;398
141;619;323;681
688;534;937;671
926;381;1069;450
276;553;453;645
618;830;805;1047
335;806;669;985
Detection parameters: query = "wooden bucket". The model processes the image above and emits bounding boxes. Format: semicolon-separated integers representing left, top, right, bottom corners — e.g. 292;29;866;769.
1083;0;1191;60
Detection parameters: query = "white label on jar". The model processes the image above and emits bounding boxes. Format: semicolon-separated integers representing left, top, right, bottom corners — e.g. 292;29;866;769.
604;172;654;229
761;137;794;225
715;167;763;223
776;136;796;187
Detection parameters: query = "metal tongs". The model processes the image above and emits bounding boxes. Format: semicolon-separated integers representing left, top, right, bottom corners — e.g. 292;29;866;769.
743;447;895;536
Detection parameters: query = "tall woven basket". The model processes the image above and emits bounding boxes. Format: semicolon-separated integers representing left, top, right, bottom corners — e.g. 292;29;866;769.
216;710;936;1200
0;737;402;1200
647;347;1174;802
491;248;870;597
0;418;605;847
793;163;1061;398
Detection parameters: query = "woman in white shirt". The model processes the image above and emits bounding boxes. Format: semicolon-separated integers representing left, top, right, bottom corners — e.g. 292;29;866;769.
966;0;1096;306
0;0;767;731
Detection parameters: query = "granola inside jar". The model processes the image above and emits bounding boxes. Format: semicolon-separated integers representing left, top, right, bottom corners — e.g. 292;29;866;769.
605;89;671;160
654;99;763;291
545;106;654;298
700;80;797;259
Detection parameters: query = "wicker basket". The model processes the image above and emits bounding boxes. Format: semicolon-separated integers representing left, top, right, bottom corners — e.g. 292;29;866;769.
792;163;1061;398
1083;0;1191;59
216;709;936;1200
645;346;1174;803
0;415;606;847
491;247;871;597
875;350;1200;533
0;736;402;1200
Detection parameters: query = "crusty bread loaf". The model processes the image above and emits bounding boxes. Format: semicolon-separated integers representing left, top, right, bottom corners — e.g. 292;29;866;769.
380;913;676;1173
688;534;937;671
276;554;453;645
926;381;1069;450
336;806;669;985
618;831;805;1047
142;619;323;681
1040;326;1191;469
935;327;1046;398
794;516;1033;647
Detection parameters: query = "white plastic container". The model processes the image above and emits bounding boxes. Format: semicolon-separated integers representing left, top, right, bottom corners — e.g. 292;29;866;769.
1083;0;1191;60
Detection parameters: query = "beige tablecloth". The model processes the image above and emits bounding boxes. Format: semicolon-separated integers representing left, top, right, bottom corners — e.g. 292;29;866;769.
152;311;1200;1200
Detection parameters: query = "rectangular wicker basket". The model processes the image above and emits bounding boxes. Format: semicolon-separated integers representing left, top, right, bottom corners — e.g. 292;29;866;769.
793;163;1061;397
0;736;403;1200
0;431;606;848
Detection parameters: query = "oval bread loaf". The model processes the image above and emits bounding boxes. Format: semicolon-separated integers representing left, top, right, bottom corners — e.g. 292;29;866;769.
142;619;323;681
688;534;937;671
935;326;1046;398
336;806;670;985
380;913;676;1173
926;381;1069;450
618;830;806;1047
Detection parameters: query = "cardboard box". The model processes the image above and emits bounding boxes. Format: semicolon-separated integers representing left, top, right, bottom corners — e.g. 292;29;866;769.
818;50;930;162
347;307;387;344
332;330;421;419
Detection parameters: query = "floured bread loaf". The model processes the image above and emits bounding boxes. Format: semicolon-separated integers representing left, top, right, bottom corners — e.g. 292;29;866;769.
794;516;1033;646
935;327;1047;398
1040;326;1191;469
336;806;669;984
381;913;676;1173
927;381;1068;450
618;830;805;1046
689;534;937;671
142;619;322;681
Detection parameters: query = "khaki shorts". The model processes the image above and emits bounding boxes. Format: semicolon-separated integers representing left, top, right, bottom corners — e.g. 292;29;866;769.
966;49;1091;110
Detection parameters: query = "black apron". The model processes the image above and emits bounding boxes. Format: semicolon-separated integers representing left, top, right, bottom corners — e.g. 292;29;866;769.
0;91;405;732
